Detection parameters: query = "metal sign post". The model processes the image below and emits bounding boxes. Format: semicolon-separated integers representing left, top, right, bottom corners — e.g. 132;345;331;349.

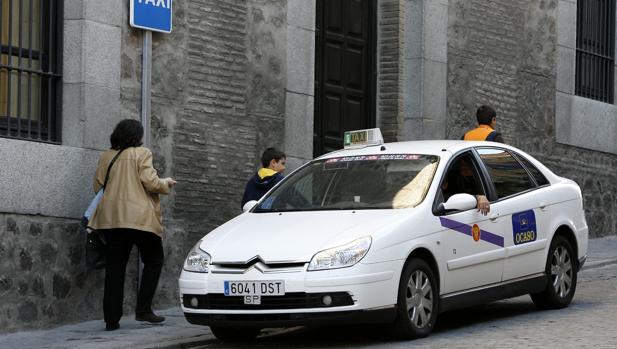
141;31;152;148
130;0;173;304
137;29;152;298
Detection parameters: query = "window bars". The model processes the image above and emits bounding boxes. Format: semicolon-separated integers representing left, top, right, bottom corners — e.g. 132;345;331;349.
0;0;62;143
576;0;616;104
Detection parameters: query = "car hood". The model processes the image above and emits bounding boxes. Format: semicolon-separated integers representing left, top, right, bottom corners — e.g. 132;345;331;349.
200;210;411;263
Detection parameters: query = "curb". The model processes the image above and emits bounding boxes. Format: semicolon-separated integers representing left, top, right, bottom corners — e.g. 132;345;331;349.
138;327;295;349
582;257;617;270
136;334;216;349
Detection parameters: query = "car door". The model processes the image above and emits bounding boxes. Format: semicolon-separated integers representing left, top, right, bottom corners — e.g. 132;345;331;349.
435;152;505;294
475;148;549;281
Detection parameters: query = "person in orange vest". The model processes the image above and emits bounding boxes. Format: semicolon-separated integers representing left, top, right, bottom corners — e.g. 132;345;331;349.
463;105;504;142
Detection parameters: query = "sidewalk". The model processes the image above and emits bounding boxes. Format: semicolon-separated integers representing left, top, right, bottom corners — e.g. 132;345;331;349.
583;235;617;269
0;307;214;349
1;235;616;349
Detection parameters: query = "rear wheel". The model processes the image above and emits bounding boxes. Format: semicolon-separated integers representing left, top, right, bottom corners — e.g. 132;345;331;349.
531;235;577;309
393;258;439;339
210;326;261;342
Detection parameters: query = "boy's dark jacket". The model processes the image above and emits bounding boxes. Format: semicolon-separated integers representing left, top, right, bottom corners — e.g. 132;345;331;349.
241;168;284;208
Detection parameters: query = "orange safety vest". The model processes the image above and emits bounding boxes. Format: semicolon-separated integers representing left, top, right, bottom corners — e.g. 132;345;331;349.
463;125;495;141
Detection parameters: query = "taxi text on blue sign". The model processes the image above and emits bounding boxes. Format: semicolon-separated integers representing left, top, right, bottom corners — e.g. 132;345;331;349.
130;0;173;33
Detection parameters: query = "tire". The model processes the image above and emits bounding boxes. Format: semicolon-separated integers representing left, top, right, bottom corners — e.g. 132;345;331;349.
531;235;578;309
393;258;439;339
210;326;261;342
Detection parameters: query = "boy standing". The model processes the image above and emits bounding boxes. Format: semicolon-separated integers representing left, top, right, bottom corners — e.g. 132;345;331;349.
241;148;286;208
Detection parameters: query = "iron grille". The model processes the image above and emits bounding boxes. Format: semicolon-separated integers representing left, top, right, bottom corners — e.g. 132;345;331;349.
0;0;62;142
575;0;616;103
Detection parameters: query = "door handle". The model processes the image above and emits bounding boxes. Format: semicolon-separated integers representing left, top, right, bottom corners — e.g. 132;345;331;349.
539;202;548;211
489;213;500;222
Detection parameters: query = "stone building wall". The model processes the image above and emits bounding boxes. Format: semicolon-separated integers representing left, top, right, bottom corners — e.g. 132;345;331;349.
0;0;291;333
118;0;290;319
3;0;614;336
377;0;405;142
0;0;124;333
447;0;616;237
0;215;103;333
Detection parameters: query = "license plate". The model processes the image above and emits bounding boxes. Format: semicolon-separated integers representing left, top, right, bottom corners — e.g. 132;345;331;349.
224;280;285;296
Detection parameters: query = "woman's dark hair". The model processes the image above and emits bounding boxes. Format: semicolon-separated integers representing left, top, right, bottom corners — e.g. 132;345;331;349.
110;119;144;150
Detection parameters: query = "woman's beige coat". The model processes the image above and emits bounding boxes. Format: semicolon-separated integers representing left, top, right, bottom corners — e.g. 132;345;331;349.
89;147;170;237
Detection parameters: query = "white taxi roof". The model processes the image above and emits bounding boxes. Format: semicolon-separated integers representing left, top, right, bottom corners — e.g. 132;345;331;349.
317;140;499;159
314;140;560;184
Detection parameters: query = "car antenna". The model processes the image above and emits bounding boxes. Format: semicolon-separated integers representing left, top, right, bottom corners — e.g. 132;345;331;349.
380;145;386;151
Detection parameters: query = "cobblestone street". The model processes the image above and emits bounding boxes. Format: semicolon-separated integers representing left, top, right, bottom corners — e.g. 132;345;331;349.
192;264;617;349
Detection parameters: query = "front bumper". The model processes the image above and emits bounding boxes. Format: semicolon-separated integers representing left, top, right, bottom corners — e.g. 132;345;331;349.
184;306;397;327
179;260;401;326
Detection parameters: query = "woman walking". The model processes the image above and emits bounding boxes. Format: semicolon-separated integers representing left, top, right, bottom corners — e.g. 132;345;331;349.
89;119;176;331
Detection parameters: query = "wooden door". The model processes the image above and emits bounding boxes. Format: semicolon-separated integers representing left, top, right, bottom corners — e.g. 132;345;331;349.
314;0;376;156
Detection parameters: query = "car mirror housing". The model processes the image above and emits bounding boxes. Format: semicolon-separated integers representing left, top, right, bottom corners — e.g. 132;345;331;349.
440;193;477;212
242;200;258;212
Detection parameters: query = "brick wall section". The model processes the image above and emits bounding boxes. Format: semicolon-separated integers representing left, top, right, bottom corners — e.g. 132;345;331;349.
378;0;405;142
447;0;617;237
246;0;287;161
172;0;253;241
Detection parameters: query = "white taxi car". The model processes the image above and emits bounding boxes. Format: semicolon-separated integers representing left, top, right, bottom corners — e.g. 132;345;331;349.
179;129;588;341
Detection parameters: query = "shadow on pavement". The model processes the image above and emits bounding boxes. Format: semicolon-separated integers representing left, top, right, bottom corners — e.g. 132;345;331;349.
195;298;546;348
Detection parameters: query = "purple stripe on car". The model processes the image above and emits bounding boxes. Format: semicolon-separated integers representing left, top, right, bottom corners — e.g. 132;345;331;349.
439;217;504;247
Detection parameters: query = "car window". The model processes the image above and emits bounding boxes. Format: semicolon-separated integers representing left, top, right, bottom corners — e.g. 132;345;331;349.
476;148;535;199
438;152;486;205
512;152;549;186
254;155;439;212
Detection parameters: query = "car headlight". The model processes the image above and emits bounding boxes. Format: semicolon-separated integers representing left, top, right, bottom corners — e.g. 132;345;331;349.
308;237;372;271
183;241;211;273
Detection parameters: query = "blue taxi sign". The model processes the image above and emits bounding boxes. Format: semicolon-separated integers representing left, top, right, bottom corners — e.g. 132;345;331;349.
343;128;384;149
130;0;173;33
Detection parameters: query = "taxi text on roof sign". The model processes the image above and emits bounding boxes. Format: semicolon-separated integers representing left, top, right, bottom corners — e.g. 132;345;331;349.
130;0;173;33
344;128;384;149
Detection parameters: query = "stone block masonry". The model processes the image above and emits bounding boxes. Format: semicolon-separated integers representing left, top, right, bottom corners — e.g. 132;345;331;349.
0;214;104;333
0;213;195;333
447;0;616;237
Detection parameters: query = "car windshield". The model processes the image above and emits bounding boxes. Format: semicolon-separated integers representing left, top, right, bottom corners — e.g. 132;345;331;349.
254;154;439;212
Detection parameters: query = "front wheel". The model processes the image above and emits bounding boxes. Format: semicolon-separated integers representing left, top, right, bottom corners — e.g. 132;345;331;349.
531;235;578;309
393;258;439;339
210;326;261;342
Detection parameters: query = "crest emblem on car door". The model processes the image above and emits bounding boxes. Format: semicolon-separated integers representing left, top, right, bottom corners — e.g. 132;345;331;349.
472;224;481;242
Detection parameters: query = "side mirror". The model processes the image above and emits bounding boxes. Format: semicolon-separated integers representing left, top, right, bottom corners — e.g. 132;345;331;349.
438;194;477;213
242;200;258;212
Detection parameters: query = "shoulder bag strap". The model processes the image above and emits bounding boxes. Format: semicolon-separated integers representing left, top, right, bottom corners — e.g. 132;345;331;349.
102;148;126;189
485;131;498;142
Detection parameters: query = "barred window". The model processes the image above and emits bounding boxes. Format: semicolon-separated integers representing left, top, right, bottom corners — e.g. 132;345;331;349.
575;0;615;103
0;0;62;142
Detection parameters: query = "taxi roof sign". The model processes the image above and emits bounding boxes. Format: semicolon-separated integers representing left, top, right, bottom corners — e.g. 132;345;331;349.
343;128;384;149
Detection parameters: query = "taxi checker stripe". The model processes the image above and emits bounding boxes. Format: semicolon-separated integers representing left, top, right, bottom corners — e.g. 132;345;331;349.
439;217;504;247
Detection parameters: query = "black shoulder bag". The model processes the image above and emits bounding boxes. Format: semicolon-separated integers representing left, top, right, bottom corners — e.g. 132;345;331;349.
85;149;126;271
